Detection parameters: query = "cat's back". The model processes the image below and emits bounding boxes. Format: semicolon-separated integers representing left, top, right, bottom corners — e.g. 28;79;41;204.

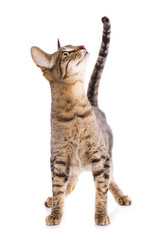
93;106;113;154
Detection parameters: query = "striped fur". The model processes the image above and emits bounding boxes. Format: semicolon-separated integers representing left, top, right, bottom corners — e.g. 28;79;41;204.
31;16;131;226
87;16;111;107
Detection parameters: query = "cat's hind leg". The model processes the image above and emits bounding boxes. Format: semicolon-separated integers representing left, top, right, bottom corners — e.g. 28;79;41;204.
109;180;132;206
44;197;52;208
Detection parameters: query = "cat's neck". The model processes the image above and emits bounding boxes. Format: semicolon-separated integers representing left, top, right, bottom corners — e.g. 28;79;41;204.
50;79;91;120
50;79;86;105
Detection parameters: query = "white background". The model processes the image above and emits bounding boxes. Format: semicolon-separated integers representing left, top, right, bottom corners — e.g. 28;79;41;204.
0;0;167;239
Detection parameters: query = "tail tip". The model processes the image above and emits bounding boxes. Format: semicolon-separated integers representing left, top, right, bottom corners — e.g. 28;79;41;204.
102;16;110;24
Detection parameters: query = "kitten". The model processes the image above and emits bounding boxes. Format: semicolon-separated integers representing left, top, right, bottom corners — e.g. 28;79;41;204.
31;16;131;226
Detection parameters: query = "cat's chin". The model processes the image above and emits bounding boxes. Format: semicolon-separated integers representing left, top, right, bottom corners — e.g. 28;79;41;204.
84;51;89;58
78;52;89;68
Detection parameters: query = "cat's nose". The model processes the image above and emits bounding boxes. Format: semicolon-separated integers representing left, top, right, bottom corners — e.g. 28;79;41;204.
80;45;86;50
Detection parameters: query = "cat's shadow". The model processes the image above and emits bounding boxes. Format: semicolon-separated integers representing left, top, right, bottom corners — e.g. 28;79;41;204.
109;206;122;223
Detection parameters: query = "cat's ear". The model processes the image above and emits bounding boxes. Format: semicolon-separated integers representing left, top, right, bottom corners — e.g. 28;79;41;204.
57;38;61;49
31;46;54;70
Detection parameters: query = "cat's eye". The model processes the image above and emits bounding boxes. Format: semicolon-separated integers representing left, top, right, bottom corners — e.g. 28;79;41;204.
62;51;70;57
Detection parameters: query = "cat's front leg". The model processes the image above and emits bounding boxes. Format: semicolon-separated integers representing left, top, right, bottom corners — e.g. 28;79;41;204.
92;156;110;226
45;155;69;225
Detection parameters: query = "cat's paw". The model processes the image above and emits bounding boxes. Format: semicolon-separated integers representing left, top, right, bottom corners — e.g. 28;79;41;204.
116;195;132;206
95;214;110;226
45;214;62;225
44;197;52;207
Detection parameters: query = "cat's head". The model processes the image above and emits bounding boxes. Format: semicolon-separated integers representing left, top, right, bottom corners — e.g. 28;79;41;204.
31;40;89;83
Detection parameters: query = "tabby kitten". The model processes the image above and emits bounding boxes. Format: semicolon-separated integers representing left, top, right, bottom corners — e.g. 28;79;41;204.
31;16;131;226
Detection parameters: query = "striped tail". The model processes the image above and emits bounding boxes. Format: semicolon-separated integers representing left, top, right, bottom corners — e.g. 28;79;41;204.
87;16;111;107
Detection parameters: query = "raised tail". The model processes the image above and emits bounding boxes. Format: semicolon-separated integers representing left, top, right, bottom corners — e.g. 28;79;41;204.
87;16;111;107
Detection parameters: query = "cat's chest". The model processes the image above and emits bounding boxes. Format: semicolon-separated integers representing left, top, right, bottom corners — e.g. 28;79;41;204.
52;112;97;139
